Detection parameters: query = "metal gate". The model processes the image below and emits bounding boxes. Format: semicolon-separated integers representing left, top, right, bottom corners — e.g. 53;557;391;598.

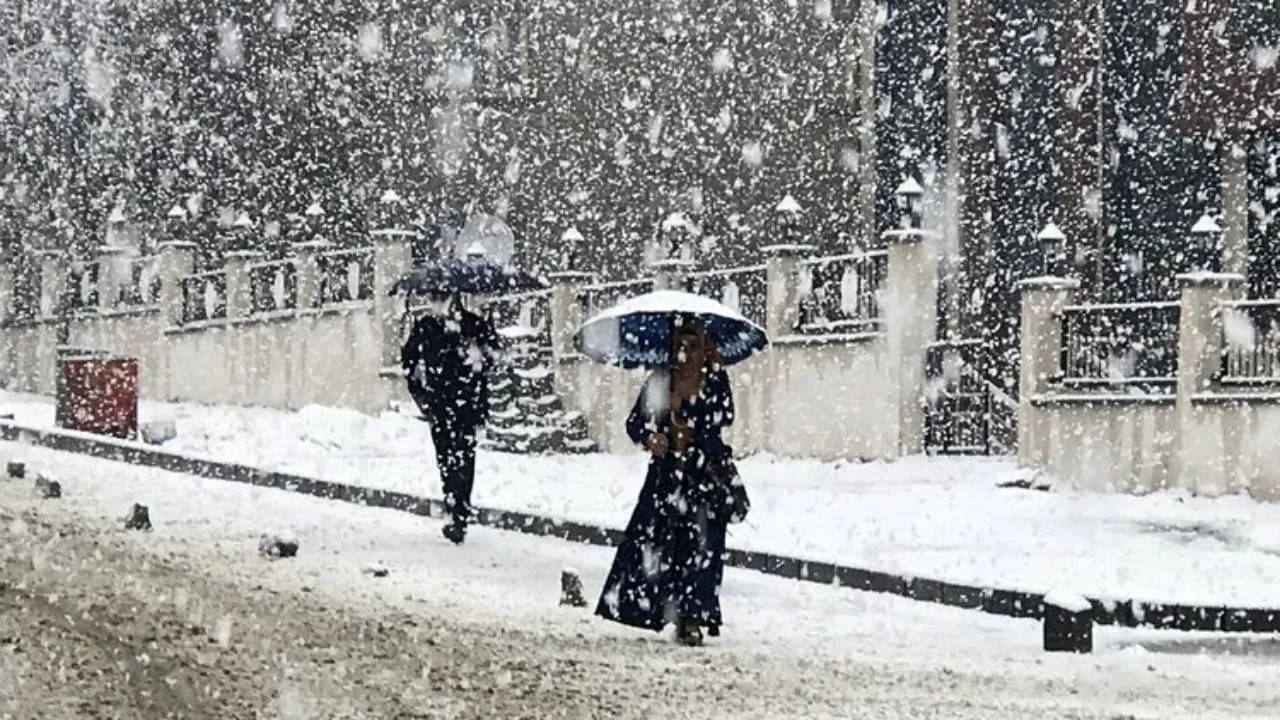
923;340;1016;456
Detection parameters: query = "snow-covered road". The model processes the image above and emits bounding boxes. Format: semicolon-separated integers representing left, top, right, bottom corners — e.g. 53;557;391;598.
3;440;1280;718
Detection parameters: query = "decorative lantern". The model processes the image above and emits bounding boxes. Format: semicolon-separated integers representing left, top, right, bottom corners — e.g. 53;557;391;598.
775;194;803;245
1188;214;1222;273
895;177;924;230
1037;222;1067;277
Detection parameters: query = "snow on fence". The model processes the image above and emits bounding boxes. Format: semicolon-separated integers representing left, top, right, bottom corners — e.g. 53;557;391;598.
794;250;887;335
1056;301;1180;391
179;271;227;324
1220;299;1280;385
686;264;767;327
317;247;374;305
248;259;298;315
576;277;656;318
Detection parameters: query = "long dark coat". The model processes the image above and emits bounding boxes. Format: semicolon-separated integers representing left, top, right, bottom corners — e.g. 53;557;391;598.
400;307;501;430
595;367;735;633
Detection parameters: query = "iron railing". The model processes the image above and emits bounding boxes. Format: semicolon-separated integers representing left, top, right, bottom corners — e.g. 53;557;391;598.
180;271;227;324
686;264;767;327
118;256;161;307
1057;301;1180;391
795;251;887;335
483;289;553;349
318;247;375;305
1219;300;1280;385
248;260;298;314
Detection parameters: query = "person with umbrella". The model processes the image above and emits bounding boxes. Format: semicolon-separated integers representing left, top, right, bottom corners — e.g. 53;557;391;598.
575;291;764;646
394;253;544;544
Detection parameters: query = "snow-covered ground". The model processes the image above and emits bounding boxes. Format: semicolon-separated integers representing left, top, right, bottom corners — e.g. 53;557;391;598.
6;391;1280;609
5;438;1280;718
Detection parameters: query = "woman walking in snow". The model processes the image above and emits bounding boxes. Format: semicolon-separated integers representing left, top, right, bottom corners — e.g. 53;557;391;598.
595;319;744;647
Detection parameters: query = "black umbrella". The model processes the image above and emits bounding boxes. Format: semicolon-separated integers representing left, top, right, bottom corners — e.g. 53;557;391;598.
388;258;548;296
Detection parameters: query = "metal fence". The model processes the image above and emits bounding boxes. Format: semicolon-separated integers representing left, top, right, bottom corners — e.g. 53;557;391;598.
794;251;887;335
1057;301;1180;391
1219;300;1280;385
118;256;161;307
686;264;767;327
248;260;298;314
923;339;1018;456
318;247;375;305
483;289;553;349
180;271;227;324
576;278;655;318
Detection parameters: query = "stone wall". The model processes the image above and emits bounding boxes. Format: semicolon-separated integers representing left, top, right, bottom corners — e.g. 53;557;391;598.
0;220;940;462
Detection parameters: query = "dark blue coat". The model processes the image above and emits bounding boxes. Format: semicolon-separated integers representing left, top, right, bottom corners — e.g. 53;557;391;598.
400;308;501;430
595;367;735;633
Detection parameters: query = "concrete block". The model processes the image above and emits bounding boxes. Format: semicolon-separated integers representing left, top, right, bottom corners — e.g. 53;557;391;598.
1044;591;1093;653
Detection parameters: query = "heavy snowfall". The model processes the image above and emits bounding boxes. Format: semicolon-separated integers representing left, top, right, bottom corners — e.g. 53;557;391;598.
4;0;1280;718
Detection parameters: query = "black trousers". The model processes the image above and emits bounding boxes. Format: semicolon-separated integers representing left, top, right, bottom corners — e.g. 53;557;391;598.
430;419;478;526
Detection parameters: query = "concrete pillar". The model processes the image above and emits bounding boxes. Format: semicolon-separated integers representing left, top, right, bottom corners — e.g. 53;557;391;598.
882;228;941;455
37;251;67;320
371;229;414;369
293;239;330;311
155;242;196;326
548;270;594;398
0;261;14;325
1174;272;1246;497
647;258;693;291
1015;277;1080;462
223;250;263;320
1222;144;1249;277
548;271;594;359
95;246;125;312
762;244;815;338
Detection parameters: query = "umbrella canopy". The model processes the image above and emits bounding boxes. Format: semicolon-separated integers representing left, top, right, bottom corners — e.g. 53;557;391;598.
388;258;547;296
574;290;768;368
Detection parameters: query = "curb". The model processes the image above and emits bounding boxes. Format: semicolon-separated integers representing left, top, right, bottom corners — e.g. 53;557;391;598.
4;420;1279;635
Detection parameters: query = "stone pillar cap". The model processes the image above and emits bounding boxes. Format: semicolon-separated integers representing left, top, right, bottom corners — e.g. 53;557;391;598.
881;228;940;244
1016;276;1081;291
156;241;198;252
761;243;816;257
95;245;126;256
547;271;595;281
370;227;418;239
647;258;696;270
224;249;265;261
1175;271;1246;287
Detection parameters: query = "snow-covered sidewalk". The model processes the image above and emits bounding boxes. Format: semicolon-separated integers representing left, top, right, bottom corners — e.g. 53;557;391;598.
6;391;1280;608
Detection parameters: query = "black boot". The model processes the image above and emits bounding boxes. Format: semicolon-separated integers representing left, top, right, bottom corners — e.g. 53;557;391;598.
676;617;703;647
442;522;467;545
